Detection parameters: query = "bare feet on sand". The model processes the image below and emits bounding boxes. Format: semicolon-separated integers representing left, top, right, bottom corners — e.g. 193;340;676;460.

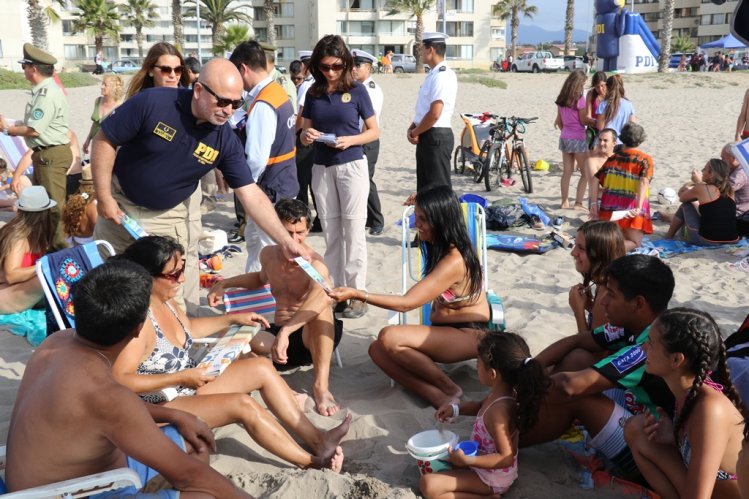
310;413;351;473
573;203;588;211
314;387;341;416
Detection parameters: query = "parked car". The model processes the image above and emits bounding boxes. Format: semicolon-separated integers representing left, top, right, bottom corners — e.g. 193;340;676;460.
389;54;429;73
109;59;140;74
564;55;584;71
511;51;564;73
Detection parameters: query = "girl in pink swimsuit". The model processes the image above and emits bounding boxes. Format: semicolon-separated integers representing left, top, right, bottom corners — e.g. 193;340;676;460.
420;333;549;498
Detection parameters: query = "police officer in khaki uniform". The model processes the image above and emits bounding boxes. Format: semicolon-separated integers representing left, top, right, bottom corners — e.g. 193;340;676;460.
0;43;71;248
259;42;297;111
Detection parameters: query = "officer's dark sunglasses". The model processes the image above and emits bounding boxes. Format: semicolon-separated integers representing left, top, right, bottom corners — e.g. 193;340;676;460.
198;82;244;110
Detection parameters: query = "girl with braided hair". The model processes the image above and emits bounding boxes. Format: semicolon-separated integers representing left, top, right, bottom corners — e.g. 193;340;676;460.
625;308;745;499
420;332;549;498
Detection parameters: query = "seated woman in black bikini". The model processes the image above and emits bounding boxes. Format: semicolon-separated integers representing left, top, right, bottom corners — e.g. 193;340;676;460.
662;158;739;246
328;185;489;408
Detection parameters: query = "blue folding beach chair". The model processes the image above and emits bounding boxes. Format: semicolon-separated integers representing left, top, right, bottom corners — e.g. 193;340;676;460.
397;201;505;329
35;240;116;331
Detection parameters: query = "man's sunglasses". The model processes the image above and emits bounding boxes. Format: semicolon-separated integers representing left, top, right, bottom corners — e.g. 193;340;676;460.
198;82;245;110
319;62;346;72
154;65;184;76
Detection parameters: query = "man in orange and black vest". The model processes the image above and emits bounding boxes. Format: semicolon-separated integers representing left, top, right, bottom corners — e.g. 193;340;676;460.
230;41;298;271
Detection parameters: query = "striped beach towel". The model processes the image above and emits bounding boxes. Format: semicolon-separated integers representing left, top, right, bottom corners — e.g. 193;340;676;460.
224;285;276;321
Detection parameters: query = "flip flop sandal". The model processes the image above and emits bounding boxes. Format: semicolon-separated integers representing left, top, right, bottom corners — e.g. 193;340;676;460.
728;257;749;273
225;245;243;253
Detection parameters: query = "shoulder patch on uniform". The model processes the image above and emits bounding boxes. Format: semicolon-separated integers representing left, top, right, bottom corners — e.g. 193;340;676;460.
32;108;44;120
368;81;376;88
439;66;447;72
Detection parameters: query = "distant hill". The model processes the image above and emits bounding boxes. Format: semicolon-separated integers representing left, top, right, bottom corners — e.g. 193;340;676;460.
514;24;590;45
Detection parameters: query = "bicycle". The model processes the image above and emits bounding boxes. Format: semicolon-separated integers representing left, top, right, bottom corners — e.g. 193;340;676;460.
480;116;536;194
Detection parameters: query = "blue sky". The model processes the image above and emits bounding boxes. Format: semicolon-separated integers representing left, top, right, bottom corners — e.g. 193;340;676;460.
521;0;597;33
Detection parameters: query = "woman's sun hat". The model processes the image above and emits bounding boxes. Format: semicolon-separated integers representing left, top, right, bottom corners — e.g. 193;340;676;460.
15;185;56;212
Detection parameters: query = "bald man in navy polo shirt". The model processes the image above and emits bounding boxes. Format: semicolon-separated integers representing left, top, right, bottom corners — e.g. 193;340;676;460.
91;58;309;312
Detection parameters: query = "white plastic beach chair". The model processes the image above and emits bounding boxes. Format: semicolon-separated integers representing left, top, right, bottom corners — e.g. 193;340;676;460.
0;445;141;498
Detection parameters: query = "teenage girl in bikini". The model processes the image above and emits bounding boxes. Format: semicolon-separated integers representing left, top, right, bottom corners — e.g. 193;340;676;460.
624;308;746;499
328;185;489;408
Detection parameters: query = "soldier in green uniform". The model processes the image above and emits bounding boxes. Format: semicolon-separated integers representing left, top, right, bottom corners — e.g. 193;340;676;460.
260;42;297;111
0;43;71;248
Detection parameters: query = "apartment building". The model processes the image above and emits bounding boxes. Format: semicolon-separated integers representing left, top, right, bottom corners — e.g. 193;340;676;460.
633;0;739;48
0;0;505;70
251;0;506;68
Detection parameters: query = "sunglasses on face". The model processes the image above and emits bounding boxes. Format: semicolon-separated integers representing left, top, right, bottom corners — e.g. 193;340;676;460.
21;63;34;70
154;65;184;76
156;265;185;282
319;62;346;72
198;82;245;110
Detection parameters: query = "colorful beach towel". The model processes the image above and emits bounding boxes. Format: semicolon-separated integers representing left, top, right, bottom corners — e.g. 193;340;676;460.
486;233;557;254
224;285;276;321
636;236;749;259
0;308;46;346
558;426;659;498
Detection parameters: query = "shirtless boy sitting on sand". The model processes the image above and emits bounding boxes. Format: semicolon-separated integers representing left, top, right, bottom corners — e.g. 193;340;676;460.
6;260;250;498
209;198;343;417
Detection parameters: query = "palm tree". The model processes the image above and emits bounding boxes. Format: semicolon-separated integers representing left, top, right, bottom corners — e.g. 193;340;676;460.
386;0;436;74
217;23;249;54
492;0;538;60
71;0;121;57
264;0;276;48
671;35;695;54
173;0;184;51
185;0;252;56
563;0;574;56
121;0;159;60
658;0;675;72
27;0;65;51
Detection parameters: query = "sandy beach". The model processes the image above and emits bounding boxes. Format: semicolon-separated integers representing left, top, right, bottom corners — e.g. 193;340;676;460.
1;69;748;498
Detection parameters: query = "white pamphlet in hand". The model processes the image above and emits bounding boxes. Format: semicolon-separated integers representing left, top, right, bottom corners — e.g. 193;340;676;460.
196;325;259;377
315;133;337;146
609;210;632;221
294;256;332;293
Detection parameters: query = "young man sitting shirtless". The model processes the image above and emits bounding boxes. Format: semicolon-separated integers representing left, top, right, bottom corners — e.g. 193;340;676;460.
209;198;343;417
6;260;250;498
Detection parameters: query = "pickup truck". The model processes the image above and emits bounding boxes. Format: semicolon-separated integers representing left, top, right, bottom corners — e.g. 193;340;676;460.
511;51;564;73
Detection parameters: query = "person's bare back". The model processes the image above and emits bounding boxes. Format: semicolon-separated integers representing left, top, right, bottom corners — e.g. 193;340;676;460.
7;331;139;489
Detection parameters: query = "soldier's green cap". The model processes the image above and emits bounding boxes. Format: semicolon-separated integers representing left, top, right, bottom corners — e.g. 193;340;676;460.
259;42;277;53
19;43;57;66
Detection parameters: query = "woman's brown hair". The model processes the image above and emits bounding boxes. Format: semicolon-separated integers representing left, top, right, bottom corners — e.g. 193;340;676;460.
577;220;626;287
0;210;55;267
307;35;354;99
555;70;587;109
602;74;626;126
126;42;189;99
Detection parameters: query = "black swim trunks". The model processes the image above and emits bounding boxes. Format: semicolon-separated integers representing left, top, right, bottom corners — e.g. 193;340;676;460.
267;318;343;368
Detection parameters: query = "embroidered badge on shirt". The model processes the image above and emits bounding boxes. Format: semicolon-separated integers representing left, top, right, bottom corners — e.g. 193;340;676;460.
31;109;44;120
341;93;351;103
611;345;645;374
193;142;219;165
153;122;176;141
368;81;376;88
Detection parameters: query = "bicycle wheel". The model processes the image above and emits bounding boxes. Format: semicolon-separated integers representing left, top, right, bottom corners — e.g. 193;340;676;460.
453;146;465;174
484;145;502;191
514;143;533;193
473;143;489;183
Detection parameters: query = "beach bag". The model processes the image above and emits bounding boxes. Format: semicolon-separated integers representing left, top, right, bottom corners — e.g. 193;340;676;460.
485;204;524;230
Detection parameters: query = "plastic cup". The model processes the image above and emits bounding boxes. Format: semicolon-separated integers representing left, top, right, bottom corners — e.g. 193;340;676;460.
454;440;479;457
